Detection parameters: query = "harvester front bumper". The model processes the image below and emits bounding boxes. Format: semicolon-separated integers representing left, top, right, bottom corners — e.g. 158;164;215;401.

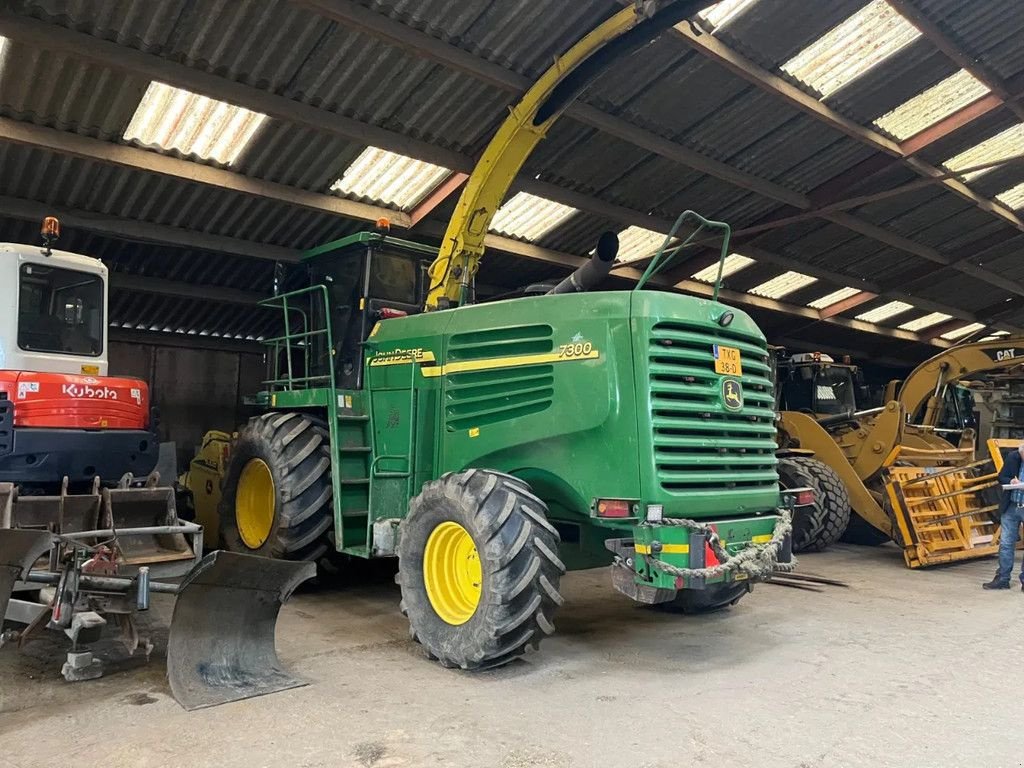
606;510;793;604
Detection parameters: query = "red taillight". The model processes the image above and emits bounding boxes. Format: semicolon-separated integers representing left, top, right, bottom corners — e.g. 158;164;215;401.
378;307;408;320
796;490;814;505
596;499;631;518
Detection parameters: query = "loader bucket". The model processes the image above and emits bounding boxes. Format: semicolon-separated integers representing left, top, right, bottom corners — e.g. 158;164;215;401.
0;529;53;622
103;486;193;576
166;551;315;710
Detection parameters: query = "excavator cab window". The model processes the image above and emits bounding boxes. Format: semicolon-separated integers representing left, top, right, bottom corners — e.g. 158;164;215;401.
17;263;103;357
303;236;430;389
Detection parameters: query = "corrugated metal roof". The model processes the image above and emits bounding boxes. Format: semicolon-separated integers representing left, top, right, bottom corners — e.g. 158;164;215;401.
781;0;922;98
2;0;1023;357
873;69;990;141
714;0;868;73
915;0;1024;81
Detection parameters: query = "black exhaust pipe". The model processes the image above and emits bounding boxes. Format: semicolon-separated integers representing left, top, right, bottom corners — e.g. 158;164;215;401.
547;231;618;295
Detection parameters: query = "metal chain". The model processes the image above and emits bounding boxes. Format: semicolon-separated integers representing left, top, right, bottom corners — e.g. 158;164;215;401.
639;509;797;581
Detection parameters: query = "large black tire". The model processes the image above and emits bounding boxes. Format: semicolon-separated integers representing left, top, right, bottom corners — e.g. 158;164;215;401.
218;412;335;569
397;469;565;670
659;581;751;614
777;457;824;552
788;456;851;552
840;512;890;546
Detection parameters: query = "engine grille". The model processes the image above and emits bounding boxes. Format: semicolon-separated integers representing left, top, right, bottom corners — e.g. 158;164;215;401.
648;320;777;494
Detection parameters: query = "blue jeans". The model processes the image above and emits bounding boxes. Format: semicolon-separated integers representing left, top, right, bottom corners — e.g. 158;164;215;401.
996;506;1024;584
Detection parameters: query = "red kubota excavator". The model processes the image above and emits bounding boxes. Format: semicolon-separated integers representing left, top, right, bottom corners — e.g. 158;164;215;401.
0;218;312;710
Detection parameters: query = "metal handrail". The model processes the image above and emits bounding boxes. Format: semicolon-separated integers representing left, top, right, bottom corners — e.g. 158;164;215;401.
635;210;732;301
260;286;336;392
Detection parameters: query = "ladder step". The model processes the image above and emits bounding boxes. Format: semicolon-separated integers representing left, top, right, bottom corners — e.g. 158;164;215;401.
340;509;369;518
339;446;372;453
338;413;369;422
374;471;410;479
340;478;370;486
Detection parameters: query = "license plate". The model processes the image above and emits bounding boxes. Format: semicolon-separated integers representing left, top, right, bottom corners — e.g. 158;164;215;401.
713;345;742;376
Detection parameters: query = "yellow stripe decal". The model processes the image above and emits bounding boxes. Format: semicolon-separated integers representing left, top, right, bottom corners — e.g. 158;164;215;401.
751;534;772;544
421;349;599;378
634;543;689;555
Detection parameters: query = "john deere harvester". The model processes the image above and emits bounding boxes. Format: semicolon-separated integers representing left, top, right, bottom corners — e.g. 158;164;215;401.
217;0;799;670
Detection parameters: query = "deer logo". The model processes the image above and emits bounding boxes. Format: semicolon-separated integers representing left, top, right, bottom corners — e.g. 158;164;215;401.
722;378;743;412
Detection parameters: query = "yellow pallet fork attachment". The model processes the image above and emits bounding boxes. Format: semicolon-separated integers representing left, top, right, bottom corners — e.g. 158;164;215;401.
423;1;714;310
883;459;1000;568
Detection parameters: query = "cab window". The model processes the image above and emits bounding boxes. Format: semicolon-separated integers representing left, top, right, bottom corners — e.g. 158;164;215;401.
18;263;104;356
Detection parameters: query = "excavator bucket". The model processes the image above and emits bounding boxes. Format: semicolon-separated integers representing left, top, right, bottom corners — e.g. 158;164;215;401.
166;551;315;710
102;484;193;576
2;481;102;533
0;528;52;623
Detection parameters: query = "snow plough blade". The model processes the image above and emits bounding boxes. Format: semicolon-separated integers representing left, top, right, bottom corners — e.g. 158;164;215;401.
166;551;315;710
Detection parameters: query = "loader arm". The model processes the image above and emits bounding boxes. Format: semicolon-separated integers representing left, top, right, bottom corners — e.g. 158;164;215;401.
777;411;893;537
898;337;1024;426
423;0;714;311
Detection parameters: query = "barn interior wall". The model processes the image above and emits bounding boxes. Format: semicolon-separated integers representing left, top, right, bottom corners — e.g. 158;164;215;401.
109;340;265;469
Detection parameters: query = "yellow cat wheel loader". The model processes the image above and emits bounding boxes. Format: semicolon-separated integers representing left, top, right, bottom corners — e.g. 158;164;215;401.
777;338;1024;567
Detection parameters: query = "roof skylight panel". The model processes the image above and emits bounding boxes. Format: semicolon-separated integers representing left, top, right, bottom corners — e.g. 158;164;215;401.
124;82;267;165
691;253;755;282
856;300;914;323
781;0;922;98
749;271;817;299
807;286;860;309
330;147;451;209
490;192;579;241
873;70;990;140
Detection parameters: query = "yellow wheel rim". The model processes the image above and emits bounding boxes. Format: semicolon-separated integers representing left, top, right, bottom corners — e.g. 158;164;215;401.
236;458;275;549
423;521;483;625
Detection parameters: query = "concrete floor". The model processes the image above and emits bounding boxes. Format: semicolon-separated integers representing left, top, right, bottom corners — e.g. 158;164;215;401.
1;543;1021;768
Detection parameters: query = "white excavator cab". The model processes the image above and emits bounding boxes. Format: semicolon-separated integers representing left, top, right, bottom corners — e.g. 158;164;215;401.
0;239;109;377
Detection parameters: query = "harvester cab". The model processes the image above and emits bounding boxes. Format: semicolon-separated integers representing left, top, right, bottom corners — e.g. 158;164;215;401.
0;220;314;709
297;224;438;390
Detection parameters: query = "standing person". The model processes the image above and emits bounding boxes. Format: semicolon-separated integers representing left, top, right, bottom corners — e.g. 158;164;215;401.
984;441;1024;590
